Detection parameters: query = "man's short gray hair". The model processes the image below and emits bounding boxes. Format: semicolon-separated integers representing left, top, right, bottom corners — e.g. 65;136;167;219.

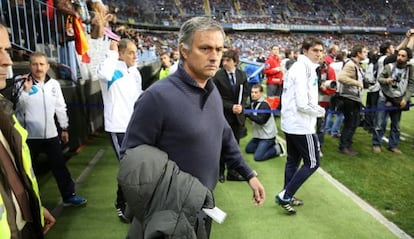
178;17;225;60
118;39;133;53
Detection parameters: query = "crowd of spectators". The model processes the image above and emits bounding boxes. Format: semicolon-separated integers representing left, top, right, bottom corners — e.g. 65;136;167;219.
103;0;414;27
108;20;405;65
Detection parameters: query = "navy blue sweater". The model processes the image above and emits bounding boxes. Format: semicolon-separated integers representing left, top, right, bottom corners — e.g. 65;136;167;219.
121;65;254;190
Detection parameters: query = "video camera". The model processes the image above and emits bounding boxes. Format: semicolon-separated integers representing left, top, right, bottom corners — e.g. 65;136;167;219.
0;74;31;109
316;63;337;90
392;72;402;89
320;80;337;90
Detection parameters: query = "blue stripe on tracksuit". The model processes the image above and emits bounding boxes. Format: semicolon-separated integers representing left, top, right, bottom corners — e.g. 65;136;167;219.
283;132;320;199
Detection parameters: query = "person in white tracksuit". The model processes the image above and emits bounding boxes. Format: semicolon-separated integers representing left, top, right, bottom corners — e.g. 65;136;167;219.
275;37;325;215
97;39;143;222
15;52;87;207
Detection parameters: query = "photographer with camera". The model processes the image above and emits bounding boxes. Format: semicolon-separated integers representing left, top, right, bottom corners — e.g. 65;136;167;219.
372;47;414;154
337;44;368;156
316;58;336;157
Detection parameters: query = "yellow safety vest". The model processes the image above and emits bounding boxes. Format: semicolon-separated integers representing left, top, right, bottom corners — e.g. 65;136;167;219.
0;195;11;238
0;115;44;238
159;67;170;80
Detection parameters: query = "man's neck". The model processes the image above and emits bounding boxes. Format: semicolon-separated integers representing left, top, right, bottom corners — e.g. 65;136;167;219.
32;75;46;82
396;62;407;69
351;57;360;64
226;68;235;73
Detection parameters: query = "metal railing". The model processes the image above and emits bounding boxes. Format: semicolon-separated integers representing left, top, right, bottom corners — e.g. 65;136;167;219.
0;0;72;66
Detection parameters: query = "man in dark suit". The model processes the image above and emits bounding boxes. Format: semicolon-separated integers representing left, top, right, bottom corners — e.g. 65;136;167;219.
213;50;249;182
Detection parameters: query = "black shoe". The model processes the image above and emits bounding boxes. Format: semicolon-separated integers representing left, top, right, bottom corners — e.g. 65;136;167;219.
291;197;304;206
339;147;358;156
226;170;245;181
275;195;296;215
219;174;225;183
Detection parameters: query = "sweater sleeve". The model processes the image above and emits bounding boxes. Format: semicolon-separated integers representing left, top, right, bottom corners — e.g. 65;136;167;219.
221;123;253;179
120;90;163;157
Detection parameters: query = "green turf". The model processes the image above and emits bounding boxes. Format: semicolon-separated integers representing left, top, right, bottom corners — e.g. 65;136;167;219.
42;134;129;239
321;109;414;237
210;126;399;239
38;115;413;238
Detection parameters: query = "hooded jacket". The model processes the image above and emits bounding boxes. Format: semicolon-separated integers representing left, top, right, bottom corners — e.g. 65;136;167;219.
118;145;214;239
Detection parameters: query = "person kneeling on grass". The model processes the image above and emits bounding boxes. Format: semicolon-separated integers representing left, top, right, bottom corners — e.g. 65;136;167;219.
245;84;284;161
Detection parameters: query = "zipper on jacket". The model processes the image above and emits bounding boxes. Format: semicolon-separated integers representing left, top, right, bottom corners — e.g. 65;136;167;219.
42;86;47;138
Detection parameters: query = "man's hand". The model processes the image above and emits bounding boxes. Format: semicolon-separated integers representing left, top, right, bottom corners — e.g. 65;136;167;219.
23;74;33;92
42;207;55;234
61;131;69;144
109;40;118;51
232;104;243;114
385;77;393;85
248;177;265;206
400;98;407;109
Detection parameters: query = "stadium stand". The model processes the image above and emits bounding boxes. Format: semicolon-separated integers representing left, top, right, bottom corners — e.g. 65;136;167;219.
0;0;411;154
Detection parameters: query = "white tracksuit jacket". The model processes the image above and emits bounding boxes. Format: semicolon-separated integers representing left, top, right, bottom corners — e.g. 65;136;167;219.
16;76;69;139
281;55;325;135
97;50;142;133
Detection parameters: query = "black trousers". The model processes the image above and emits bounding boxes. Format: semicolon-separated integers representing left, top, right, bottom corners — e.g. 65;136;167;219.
108;132;126;206
339;98;361;150
27;137;75;200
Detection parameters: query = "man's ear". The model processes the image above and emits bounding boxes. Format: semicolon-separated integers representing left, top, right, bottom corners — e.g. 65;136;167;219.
179;43;187;60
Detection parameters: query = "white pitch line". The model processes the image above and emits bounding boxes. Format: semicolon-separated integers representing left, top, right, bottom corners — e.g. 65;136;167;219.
51;149;106;217
276;135;412;239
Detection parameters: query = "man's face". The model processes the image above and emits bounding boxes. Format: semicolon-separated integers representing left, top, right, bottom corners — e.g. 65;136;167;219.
172;50;179;61
180;30;224;83
288;51;295;59
160;54;171;67
119;42;137;67
271;46;279;56
29;56;50;80
397;49;409;65
358;47;368;61
332;46;338;56
250;87;262;101
303;44;324;64
387;45;395;55
0;27;13;90
221;56;237;72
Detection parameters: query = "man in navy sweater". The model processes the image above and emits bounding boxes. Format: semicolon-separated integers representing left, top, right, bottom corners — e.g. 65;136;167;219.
121;16;265;237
